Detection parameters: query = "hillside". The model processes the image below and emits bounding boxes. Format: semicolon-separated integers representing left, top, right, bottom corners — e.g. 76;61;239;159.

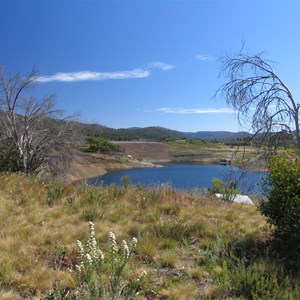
1;173;299;299
75;122;251;142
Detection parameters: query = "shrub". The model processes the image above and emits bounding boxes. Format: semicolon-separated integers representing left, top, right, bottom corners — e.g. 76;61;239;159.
85;136;120;153
209;177;240;201
0;143;22;172
228;259;290;300
120;175;132;189
45;184;64;206
260;149;300;266
204;239;297;300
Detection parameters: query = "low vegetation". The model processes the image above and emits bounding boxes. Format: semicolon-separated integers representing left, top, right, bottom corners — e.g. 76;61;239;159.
166;139;260;166
0;173;299;299
260;149;300;268
85;136;121;154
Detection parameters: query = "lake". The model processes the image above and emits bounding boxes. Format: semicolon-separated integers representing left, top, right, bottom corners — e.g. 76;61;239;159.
86;163;266;195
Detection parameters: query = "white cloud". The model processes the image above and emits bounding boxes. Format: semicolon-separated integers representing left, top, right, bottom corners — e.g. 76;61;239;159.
195;54;214;62
36;61;174;83
156;107;234;114
147;61;175;71
36;69;150;83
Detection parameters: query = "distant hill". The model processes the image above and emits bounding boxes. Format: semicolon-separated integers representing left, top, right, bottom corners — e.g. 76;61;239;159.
77;123;252;142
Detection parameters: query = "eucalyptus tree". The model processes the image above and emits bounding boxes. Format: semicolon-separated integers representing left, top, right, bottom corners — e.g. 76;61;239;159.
0;63;74;173
218;51;300;150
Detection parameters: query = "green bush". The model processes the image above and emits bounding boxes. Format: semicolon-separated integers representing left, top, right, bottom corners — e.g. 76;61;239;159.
204;239;299;300
0;143;22;172
228;259;289;300
85;136;120;153
121;175;132;189
45;184;64;206
260;149;300;265
209;177;240;201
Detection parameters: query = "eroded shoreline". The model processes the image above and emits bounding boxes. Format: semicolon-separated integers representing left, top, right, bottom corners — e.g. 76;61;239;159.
64;142;266;183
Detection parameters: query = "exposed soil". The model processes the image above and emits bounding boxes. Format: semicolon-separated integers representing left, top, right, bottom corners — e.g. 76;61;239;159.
64;147;159;183
64;142;266;183
115;141;171;162
114;141;228;163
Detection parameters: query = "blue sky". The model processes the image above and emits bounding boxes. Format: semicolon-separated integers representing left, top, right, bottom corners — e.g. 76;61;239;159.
1;0;300;132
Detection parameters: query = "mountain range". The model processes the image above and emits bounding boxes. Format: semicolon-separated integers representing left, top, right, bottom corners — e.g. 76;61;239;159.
79;123;252;141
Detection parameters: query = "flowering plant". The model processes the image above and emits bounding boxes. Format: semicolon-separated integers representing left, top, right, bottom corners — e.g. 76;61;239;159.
76;222;138;299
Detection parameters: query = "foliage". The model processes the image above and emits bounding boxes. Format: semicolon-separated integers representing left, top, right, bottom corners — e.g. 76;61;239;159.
208;168;245;200
45;183;64;206
79;122;251;142
0;141;22;172
82;125;186;141
228;260;289;299
204;238;299;300
120;175;132;189
85;136;120;153
260;149;300;266
160;135;176;142
209;178;240;201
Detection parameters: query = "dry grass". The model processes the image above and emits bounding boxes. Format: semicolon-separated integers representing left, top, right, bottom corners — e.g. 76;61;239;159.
0;173;272;298
166;140;260;165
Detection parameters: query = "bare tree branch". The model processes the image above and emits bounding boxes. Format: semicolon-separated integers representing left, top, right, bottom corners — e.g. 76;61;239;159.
0;64;75;174
217;51;300;150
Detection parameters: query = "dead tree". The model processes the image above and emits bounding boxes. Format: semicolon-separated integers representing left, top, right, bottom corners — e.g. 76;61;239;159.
218;51;300;150
0;63;74;173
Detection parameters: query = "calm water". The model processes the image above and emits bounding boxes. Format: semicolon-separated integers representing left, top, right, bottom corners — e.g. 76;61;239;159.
86;164;266;194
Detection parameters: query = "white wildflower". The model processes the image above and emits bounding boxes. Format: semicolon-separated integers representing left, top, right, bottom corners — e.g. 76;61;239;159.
87;222;97;248
86;253;93;265
98;249;105;262
75;265;81;272
131;237;138;249
122;240;130;259
77;240;84;251
77;240;85;259
109;232;118;253
137;270;147;282
139;270;147;278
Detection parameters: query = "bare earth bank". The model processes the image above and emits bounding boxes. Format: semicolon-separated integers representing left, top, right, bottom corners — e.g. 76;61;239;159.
64;150;160;184
64;142;266;183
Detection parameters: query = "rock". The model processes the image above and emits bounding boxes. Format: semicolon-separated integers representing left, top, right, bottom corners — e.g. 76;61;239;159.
215;193;254;205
